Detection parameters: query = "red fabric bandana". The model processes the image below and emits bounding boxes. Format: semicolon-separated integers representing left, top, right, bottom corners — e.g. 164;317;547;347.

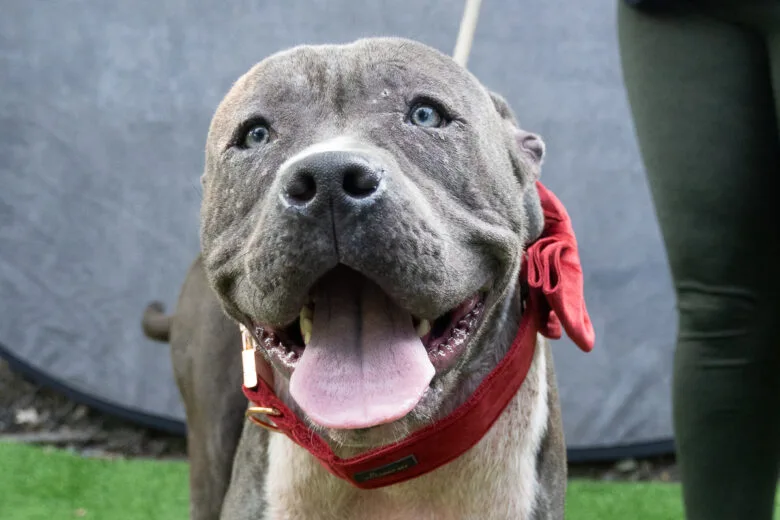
241;181;594;489
527;182;595;353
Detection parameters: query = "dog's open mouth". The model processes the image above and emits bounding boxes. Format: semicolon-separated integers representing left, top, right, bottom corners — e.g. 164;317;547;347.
248;266;486;430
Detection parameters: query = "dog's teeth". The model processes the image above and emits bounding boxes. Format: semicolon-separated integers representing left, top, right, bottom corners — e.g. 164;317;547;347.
300;308;313;346
416;319;431;338
300;320;312;344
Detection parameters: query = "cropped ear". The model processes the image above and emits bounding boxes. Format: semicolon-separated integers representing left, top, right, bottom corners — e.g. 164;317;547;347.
489;91;545;244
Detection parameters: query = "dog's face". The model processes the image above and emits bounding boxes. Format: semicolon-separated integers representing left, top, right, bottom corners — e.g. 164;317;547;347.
200;38;544;450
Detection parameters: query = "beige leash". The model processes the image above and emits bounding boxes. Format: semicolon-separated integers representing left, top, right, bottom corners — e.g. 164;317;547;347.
453;0;483;67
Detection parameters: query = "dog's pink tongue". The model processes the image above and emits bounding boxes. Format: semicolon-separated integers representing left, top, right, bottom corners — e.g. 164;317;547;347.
289;270;434;430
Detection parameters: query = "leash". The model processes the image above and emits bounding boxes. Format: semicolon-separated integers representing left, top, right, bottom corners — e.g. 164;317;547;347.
453;0;483;67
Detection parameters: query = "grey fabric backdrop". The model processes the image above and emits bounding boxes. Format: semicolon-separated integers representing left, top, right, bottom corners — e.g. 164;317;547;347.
0;0;676;456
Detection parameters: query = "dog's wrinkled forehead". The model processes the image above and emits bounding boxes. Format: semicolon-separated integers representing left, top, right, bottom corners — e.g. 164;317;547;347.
208;38;491;147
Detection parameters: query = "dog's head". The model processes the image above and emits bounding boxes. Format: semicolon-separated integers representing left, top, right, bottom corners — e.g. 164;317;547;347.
200;38;544;450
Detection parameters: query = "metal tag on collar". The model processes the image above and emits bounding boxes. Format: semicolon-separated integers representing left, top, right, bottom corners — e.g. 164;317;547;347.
240;324;258;389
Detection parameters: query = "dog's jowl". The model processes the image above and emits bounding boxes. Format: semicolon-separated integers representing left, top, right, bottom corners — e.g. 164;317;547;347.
146;37;594;520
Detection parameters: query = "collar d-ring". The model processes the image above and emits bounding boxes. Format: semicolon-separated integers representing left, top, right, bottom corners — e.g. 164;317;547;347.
245;406;282;433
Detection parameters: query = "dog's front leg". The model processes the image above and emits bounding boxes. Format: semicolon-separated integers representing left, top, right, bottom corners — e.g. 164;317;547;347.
219;422;270;520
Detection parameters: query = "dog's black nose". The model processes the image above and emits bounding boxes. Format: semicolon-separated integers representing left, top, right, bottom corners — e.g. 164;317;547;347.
281;151;383;209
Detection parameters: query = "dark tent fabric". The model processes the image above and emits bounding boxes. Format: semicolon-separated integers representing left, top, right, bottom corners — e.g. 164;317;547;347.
0;0;676;460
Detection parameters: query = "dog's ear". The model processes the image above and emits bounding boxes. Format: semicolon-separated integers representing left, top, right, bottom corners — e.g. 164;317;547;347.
489;92;545;170
489;91;545;244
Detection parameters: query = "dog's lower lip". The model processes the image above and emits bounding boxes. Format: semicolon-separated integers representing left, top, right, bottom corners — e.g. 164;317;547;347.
249;292;487;375
424;295;485;372
250;327;303;370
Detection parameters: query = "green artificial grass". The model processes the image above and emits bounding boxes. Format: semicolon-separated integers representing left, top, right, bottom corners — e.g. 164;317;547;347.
0;441;770;520
0;442;189;520
567;480;683;519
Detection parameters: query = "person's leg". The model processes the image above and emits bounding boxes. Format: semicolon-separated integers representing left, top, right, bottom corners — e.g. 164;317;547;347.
618;2;780;519
765;8;780;141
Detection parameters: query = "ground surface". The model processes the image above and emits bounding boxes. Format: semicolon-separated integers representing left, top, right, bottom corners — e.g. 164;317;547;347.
0;359;186;460
0;358;677;481
0;442;700;520
0;442;189;520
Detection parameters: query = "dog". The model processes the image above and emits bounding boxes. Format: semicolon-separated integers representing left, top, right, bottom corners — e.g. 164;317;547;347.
142;37;594;520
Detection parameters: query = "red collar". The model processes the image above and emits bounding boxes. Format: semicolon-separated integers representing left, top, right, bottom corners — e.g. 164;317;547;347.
241;181;594;490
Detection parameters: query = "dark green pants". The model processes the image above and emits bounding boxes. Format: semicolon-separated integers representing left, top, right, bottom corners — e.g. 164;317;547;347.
618;1;780;518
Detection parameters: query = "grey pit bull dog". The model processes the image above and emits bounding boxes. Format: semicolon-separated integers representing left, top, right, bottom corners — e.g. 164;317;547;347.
142;37;593;520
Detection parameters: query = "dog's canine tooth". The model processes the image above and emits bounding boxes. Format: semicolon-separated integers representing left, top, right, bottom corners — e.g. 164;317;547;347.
416;319;431;338
300;307;313;345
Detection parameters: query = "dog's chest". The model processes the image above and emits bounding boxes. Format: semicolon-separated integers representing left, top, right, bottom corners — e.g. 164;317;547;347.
260;343;549;520
263;438;475;520
262;421;534;520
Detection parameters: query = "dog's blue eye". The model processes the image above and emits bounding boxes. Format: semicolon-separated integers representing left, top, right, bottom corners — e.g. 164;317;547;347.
243;125;270;148
410;104;444;128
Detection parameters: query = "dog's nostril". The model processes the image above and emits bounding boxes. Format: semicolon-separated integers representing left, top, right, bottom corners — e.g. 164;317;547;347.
285;172;317;204
342;167;380;198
